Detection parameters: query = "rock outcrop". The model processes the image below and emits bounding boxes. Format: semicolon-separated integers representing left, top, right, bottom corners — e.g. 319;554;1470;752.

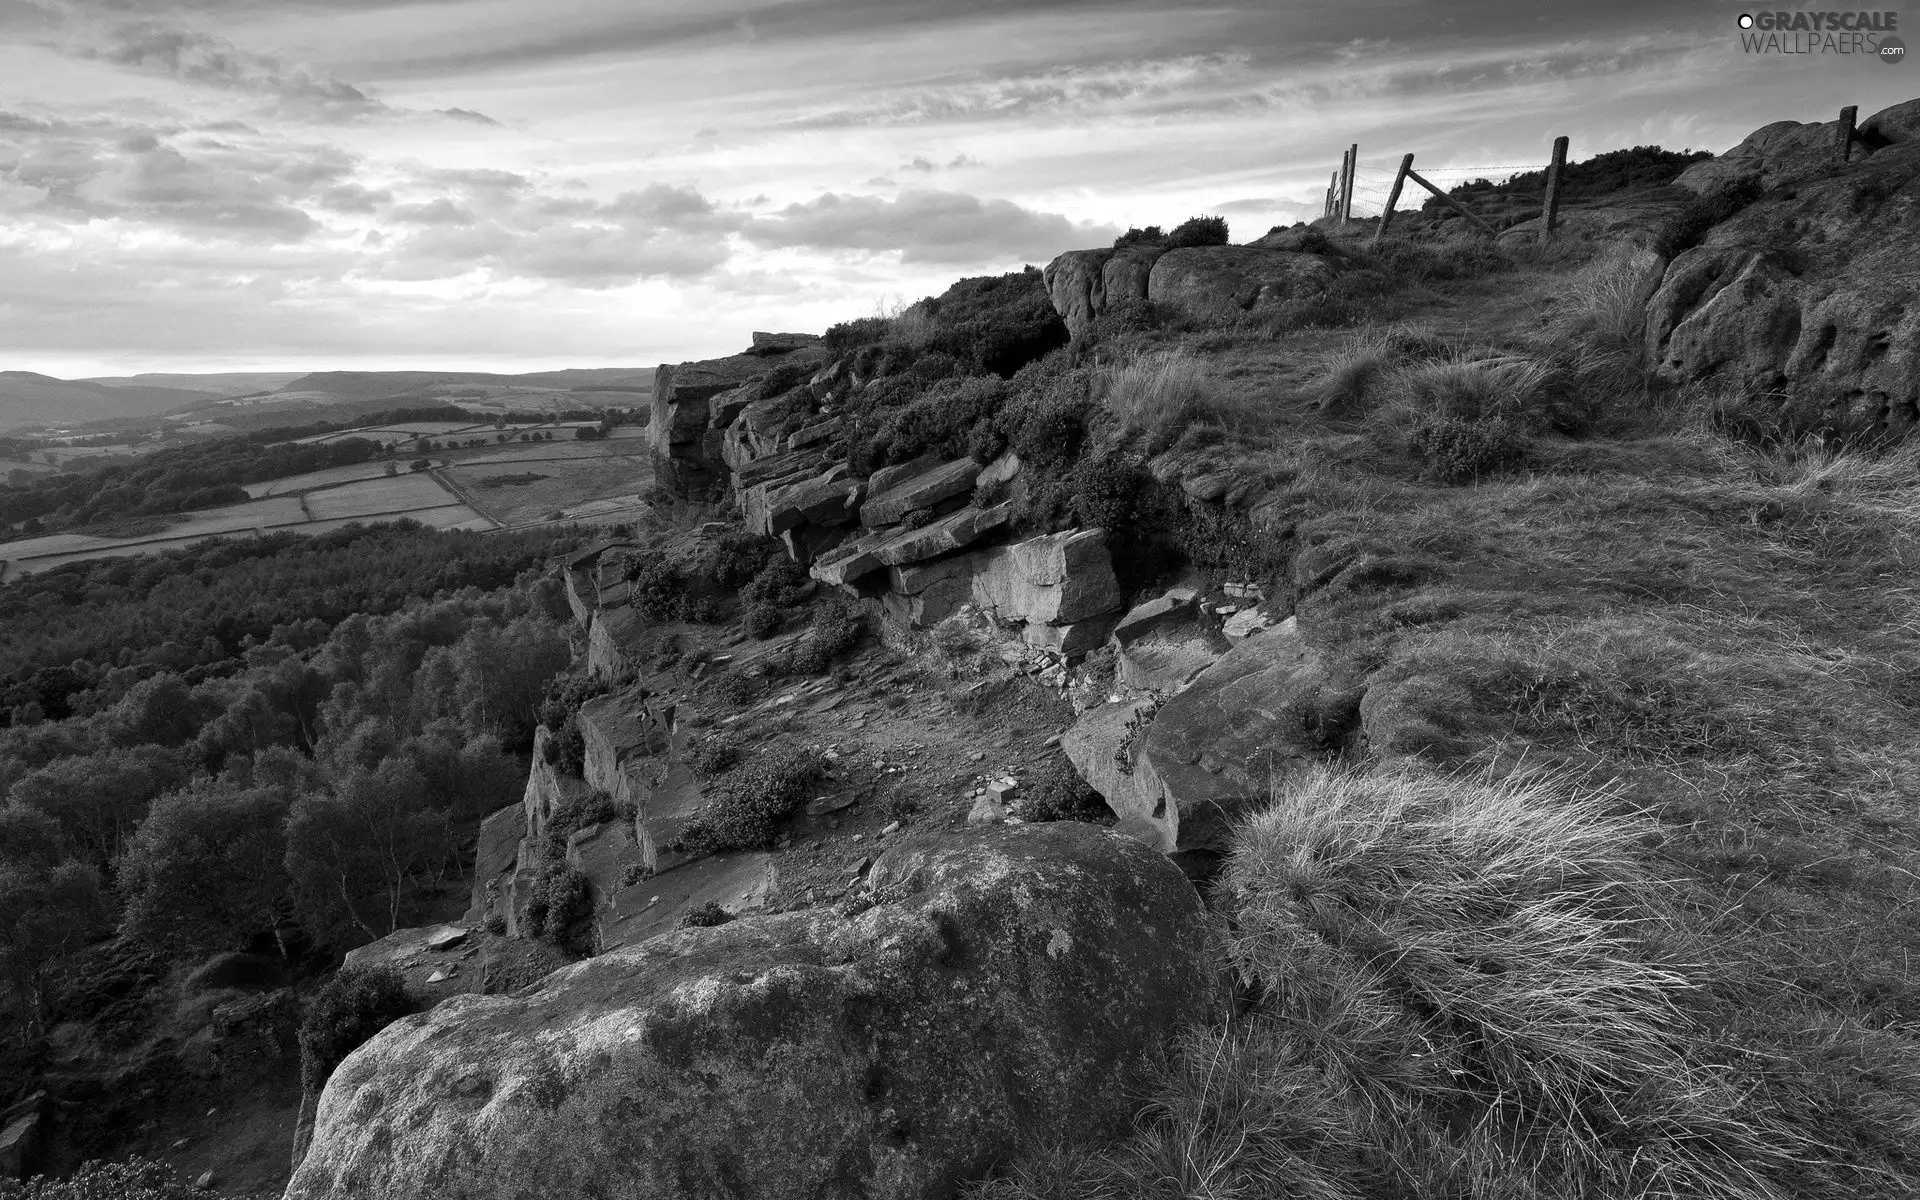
1647;108;1920;439
1146;246;1336;318
1043;243;1339;338
284;823;1223;1200
1065;615;1361;857
651;341;831;493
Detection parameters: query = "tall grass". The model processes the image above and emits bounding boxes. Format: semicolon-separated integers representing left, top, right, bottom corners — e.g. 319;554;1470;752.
1101;349;1274;450
975;765;1816;1200
1552;242;1655;354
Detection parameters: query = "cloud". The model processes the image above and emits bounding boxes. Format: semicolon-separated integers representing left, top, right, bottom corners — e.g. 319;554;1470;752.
389;197;476;225
438;107;500;126
0;112;353;242
740;188;1118;264
88;22;392;121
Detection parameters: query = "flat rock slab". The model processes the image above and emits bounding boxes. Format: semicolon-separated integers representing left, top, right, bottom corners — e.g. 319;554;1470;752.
600;851;776;953
860;458;980;527
342;924;479;1008
287;823;1222;1200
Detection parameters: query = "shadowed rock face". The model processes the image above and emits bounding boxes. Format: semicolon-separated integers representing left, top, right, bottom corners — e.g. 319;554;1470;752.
284;823;1222;1200
1043;244;1332;337
1646;134;1920;439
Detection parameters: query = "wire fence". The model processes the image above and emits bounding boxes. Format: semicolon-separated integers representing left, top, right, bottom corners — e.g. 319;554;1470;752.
1343;163;1552;218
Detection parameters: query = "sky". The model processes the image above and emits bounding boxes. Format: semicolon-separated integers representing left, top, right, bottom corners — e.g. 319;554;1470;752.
0;0;1912;377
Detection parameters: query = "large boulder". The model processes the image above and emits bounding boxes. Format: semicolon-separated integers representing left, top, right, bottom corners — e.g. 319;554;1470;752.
1041;248;1115;340
1859;98;1920;151
1146;246;1335;318
1646;136;1920;438
970;529;1121;627
1673;119;1844;195
1064;617;1362;856
284;823;1223;1200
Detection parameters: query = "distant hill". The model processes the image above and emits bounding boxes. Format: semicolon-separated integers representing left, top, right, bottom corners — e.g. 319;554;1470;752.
272;368;656;402
0;367;656;434
0;371;222;433
82;372;308;397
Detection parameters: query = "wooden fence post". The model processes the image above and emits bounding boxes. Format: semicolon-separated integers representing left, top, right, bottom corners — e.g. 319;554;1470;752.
1340;143;1358;226
1540;135;1569;243
1835;105;1859;162
1405;168;1499;239
1372;153;1415;247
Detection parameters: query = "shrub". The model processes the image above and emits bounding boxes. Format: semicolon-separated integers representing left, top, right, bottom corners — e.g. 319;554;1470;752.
711;672;758;708
679;901;735;928
741;555;810;608
297;965;412;1091
1019;756;1109;823
855;375;1009;470
1113;225;1166;249
542;788;619;859
1166;214;1229;248
823;315;892;354
673;747;826;853
689;730;744;778
914;268;1070;378
616;549;694;620
767;598;866;677
996;359;1096;471
525;863;592;952
704;530;780;590
483;913;506;936
743;603;785;639
0;1157;201;1200
1656;175;1763;258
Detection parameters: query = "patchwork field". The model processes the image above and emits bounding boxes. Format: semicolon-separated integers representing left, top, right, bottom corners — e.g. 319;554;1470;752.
246;461;406;498
0;471;488;581
304;473;454;520
443;446;652;527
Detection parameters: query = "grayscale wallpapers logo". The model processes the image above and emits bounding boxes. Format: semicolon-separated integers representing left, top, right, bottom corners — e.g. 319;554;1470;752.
1735;11;1906;62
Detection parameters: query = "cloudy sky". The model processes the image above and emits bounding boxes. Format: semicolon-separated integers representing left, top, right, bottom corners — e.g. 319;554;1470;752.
0;0;1910;376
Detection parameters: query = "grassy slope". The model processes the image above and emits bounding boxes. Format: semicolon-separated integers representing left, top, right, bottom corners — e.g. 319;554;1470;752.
980;230;1920;1197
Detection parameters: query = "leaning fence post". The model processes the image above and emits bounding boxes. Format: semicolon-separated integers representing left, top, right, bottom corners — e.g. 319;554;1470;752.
1339;143;1358;226
1372;153;1415;247
1835;105;1859;162
1327;168;1339;219
1540;135;1569;243
1405;168;1499;239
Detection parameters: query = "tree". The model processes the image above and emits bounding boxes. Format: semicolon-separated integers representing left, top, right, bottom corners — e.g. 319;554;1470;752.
118;779;291;960
285;760;439;947
0;859;107;1037
453;615;572;750
6;745;191;868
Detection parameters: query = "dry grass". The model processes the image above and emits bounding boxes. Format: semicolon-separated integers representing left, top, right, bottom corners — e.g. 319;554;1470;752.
1100;349;1279;450
1552;241;1655;353
976;766;1819;1200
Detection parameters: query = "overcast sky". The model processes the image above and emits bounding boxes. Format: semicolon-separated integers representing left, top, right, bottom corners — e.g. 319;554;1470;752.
0;0;1910;376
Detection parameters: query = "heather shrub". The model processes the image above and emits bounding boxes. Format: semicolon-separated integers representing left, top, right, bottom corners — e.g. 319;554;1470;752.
541;788;619;860
297;965;411;1091
1018;756;1109;823
0;1157;201;1200
1113;225;1166;249
1166;214;1229;248
679;901;735;928
688;730;744;778
673;747;827;853
743;603;784;639
740;555;810;608
525;863;591;952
